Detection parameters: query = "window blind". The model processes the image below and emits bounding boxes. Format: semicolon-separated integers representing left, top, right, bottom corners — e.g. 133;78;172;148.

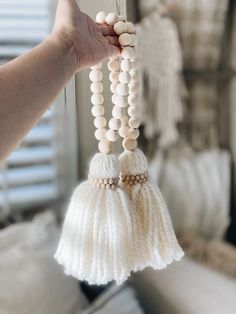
0;0;72;217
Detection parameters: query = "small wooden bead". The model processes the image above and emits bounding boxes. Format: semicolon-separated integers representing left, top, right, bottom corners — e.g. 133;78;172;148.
91;105;105;117
119;125;130;138
109;118;121;130
90;82;103;93
129;117;140;129
112;106;125;119
130;71;138;81
131;60;138;71
126;21;135;34
114;21;128;35
121;47;136;59
119;33;133;46
116;83;129;96
108;59;120;72
109;72;119;83
129;82;139;94
128;94;138;106
127;128;140;140
119;72;131;84
110;83;117;93
89;70;103;82
106;129;118;142
112;94;117;104
96;11;106;23
115;95;128;108
94;116;107;129
98;139;112;154
128;106;139;117
95;128;107;140
91;94;104;105
123;138;137;151
120;116;128;126
121;59;132;72
91;63;102;70
106;12;117;25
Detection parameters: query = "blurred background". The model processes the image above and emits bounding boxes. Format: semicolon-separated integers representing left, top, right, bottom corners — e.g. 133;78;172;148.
0;0;236;313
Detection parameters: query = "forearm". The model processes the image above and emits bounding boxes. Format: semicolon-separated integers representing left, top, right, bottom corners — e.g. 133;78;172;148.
0;36;77;162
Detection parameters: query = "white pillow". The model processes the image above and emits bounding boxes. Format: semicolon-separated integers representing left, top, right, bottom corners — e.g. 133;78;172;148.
0;211;87;314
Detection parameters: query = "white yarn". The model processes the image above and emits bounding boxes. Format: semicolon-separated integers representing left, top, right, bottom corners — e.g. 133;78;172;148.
55;153;139;285
119;149;184;271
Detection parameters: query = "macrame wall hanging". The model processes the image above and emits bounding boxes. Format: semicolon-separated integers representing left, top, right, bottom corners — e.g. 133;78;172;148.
55;3;183;285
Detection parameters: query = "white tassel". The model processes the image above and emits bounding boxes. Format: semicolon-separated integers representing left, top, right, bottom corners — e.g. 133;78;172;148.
55;153;138;286
119;148;184;271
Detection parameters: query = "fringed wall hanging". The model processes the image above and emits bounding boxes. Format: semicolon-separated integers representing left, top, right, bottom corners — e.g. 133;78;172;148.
55;7;183;286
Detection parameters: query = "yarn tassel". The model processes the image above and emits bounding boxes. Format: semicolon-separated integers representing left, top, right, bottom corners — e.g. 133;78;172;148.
119;148;184;271
55;153;136;285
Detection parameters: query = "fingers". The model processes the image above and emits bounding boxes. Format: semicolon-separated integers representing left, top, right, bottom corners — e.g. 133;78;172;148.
97;24;116;36
106;36;119;47
107;44;121;58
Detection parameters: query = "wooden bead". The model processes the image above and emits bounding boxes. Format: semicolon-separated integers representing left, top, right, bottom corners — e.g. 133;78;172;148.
119;71;131;84
110;83;117;93
112;106;125;119
106;129;118;142
129;117;140;129
131;60;138;71
116;83;129;96
121;59;132;72
130;71;138;81
91;105;105;117
128;94;138;106
91;63;102;70
109;118;121;130
91;93;104;105
122;138;137;151
96;11;106;23
112;94;117;104
127;128;140;140
129;82;139;94
94;117;106;129
128;106;139;117
106;12;117;25
114;21;128;35
115;95;128;108
119;125;130;138
108;59;120;72
90;82;103;93
95;128;107;140
121;47;136;59
126;21;135;34
109;72;119;83
119;33;133;46
98;139;112;154
120;116;128;126
89;70;103;82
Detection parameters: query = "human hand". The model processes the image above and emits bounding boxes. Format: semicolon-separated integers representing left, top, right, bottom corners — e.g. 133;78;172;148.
52;0;120;71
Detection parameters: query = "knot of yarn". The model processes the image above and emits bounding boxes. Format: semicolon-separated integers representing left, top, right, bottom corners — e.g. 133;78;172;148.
120;172;148;186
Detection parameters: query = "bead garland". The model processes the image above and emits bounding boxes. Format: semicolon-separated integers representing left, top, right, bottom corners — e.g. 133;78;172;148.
89;12;141;154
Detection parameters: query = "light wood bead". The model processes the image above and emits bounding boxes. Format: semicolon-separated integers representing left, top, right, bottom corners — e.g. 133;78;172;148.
119;33;133;46
90;82;103;93
95;128;107;140
131;60;138;71
119;125;130;138
127;128;140;140
109;118;121;130
128;106;139;117
119;71;131;84
130;71;138;81
112;94;117;104
120;116;128;126
129;117;140;129
91;105;105;117
112;106;125;119
94;117;107;129
91;94;104;105
89;70;103;82
123;138;137;151
114;21;128;35
106;12;117;25
121;59;132;72
121;47;136;59
108;59;120;72
126;21;135;34
110;83;117;93
91;63;102;70
96;11;106;23
129;82;139;94
116;83;129;96
128;94;138;106
106;129;118;142
115;95;128;108
98;139;112;154
109;72;119;83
